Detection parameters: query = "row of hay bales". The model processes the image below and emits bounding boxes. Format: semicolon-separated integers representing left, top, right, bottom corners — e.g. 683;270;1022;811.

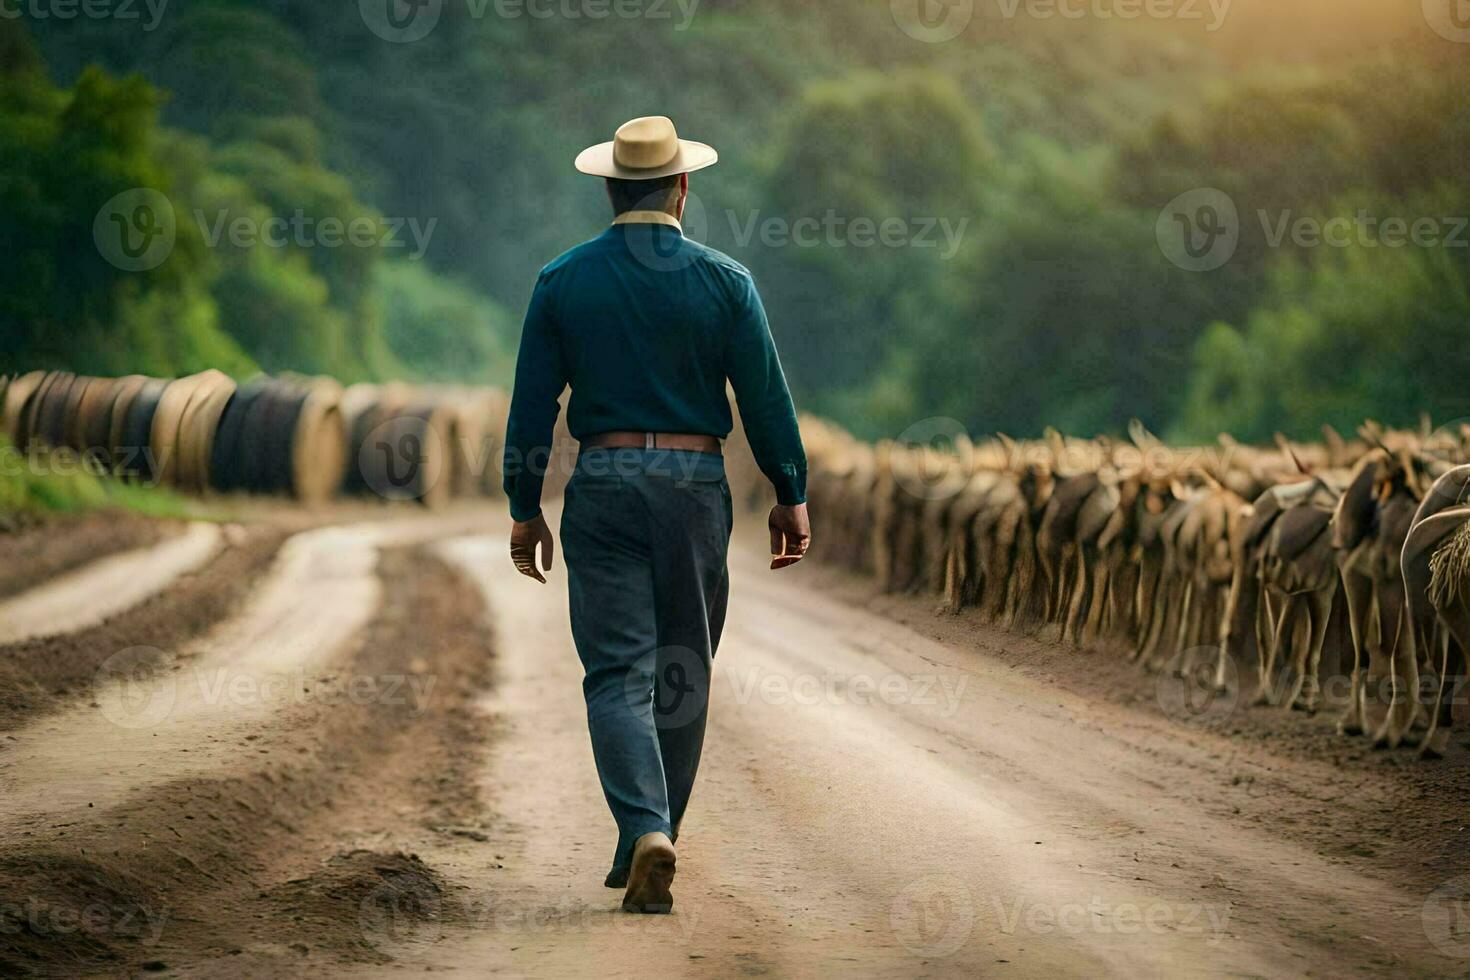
0;370;511;506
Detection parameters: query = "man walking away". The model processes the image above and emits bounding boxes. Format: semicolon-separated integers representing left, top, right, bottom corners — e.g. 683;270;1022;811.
502;116;811;914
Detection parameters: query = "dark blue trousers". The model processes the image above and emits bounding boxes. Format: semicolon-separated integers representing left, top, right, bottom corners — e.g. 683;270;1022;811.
560;448;732;875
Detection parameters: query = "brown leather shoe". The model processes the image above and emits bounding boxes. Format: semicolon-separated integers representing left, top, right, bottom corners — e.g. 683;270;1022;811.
621;832;676;914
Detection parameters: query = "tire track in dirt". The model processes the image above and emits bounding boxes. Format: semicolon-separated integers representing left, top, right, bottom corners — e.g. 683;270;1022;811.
0;514;484;835
0;522;224;645
0;511;178;601
0;535;499;977
0;524;287;732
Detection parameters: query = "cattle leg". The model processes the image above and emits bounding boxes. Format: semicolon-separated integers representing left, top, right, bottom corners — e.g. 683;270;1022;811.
1420;615;1468;759
1288;588;1333;714
943;532;962;612
1254;591;1292;706
1372;588;1422;749
1159;579;1196;677
1063;548;1093;647
1112;558;1140;647
1037;542;1059;624
1082;553;1111;648
1137;573;1171;668
1130;560;1161;662
1011;523;1047;633
1335;568;1373;736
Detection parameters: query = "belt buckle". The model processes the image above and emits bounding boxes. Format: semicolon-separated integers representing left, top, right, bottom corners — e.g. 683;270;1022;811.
645;433;656;450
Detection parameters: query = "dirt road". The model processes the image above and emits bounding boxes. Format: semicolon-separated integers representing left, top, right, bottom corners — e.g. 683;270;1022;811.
354;511;1458;978
1;505;1465;977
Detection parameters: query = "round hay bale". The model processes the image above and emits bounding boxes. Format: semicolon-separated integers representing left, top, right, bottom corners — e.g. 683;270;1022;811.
209;376;271;494
449;391;495;498
176;371;237;492
2;371;47;448
117;378;167;482
340;386;385;498
60;375;98;453
151;372;212;488
290;377;345;504
105;375;154;476
77;376;123;469
32;371;77;452
344;388;455;507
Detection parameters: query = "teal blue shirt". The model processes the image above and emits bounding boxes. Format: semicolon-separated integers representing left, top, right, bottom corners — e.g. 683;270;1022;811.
503;218;807;521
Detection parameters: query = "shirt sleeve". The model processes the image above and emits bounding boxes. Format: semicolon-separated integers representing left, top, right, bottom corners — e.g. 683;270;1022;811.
502;272;566;521
723;269;807;506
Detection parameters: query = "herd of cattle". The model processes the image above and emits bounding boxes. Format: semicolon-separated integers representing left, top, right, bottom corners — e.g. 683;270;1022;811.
799;417;1470;758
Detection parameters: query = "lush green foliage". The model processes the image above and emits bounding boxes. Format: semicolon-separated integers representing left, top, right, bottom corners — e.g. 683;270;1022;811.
6;2;1468;443
0;438;190;519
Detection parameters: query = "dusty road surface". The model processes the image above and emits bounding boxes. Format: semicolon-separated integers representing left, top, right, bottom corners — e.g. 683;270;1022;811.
1;505;1466;978
349;512;1459;979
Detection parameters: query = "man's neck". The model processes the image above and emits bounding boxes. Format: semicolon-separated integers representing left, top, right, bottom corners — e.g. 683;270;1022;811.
612;210;682;230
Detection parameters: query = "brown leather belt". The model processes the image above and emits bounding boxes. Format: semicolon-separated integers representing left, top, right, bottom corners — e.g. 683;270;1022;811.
581;431;722;455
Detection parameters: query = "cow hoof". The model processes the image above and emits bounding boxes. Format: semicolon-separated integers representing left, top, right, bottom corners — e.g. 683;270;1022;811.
1289;699;1319;715
1418;730;1450;759
1336;718;1363;737
1371;728;1405;751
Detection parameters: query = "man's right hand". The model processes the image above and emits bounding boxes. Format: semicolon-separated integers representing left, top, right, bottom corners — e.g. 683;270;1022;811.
510;513;555;583
768;503;811;570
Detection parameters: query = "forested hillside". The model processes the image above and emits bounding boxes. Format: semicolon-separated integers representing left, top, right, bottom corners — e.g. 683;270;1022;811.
5;0;1466;441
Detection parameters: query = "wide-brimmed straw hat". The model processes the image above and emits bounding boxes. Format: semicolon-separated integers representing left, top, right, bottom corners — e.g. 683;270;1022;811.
574;116;718;180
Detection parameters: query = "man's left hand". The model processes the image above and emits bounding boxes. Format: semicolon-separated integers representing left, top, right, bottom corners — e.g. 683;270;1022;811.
510;513;555;583
769;503;811;570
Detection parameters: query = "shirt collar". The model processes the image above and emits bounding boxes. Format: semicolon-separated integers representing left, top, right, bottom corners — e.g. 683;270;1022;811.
612;210;683;232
